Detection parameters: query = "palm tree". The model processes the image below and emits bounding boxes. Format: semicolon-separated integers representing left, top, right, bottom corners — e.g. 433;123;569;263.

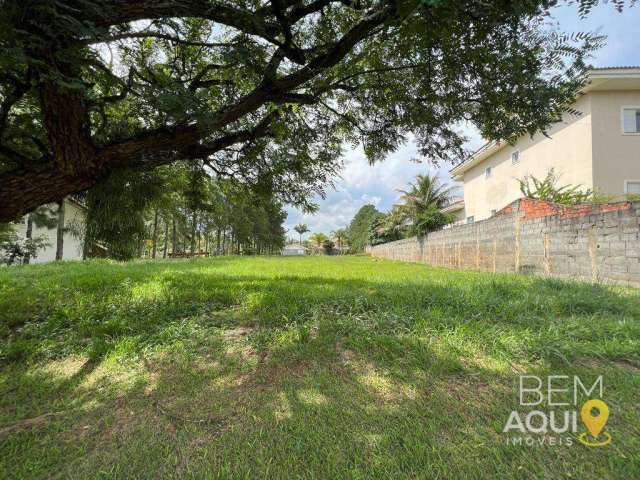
331;228;349;253
380;207;407;239
397;173;456;212
294;223;309;244
309;232;328;253
396;173;456;235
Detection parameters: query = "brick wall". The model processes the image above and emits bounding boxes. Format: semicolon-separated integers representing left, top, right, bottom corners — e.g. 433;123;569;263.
366;199;640;286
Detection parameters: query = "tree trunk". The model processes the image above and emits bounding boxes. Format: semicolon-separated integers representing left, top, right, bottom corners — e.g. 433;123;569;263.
172;217;177;255
55;199;65;260
151;208;159;259
163;220;168;258
23;214;33;264
191;211;197;253
82;223;90;260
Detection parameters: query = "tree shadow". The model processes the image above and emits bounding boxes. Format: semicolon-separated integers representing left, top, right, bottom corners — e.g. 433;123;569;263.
1;259;638;370
1;319;637;478
1;257;639;476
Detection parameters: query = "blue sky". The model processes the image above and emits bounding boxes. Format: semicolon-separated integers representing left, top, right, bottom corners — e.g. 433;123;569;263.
284;2;640;239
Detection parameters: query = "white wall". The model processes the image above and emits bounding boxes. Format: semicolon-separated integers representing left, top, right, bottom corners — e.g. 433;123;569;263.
282;248;306;256
14;199;86;263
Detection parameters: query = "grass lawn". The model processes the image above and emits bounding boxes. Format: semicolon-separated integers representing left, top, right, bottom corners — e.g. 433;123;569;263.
1;256;639;479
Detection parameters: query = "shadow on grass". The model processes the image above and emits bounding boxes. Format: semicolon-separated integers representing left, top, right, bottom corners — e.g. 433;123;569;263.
1;319;638;479
1;259;639;369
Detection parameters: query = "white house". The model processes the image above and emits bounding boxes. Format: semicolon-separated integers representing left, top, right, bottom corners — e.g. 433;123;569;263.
13;198;87;263
282;243;307;256
448;67;640;223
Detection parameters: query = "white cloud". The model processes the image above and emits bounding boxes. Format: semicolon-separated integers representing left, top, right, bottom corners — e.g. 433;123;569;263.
361;194;382;206
285;140;465;236
285;188;376;237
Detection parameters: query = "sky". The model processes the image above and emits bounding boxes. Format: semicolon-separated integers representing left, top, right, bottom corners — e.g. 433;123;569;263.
284;2;640;240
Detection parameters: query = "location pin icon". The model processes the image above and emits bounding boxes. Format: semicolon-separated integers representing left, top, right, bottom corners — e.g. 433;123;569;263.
581;399;609;438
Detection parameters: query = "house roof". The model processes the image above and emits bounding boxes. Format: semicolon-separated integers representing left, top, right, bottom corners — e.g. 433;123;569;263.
283;243;307;250
67;196;88;211
441;199;465;214
584;67;640;92
449;67;640;179
449;141;506;180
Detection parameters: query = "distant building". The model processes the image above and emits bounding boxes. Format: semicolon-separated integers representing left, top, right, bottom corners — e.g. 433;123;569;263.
13;198;87;263
282;243;307;256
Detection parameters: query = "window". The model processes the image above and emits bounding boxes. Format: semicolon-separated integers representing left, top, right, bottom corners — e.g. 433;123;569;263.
622;107;640;134
511;150;520;165
625;181;640;194
466;216;475;224
485;167;492;178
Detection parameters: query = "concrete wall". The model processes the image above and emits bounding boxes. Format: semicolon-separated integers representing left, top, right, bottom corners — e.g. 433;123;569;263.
14;199;86;263
591;90;640;195
460;94;594;222
367;198;640;287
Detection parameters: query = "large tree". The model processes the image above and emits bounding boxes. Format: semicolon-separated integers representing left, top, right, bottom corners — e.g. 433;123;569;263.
347;204;382;252
0;0;605;221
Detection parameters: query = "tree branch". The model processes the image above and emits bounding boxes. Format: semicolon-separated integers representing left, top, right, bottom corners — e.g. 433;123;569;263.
0;78;29;138
0;0;408;221
88;31;234;48
98;0;307;63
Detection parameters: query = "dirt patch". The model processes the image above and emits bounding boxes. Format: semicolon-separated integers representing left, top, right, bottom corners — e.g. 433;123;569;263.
612;358;640;371
222;326;254;342
576;356;640;372
0;411;69;438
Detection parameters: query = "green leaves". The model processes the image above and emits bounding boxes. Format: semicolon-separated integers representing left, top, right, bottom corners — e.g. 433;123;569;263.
518;168;594;205
0;0;629;221
348;204;383;252
395;173;456;235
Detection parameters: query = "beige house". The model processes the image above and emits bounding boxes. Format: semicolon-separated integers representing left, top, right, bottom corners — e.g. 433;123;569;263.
449;67;640;223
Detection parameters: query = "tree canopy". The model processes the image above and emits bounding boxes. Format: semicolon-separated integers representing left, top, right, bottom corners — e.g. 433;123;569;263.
347;204;382;252
82;163;288;260
396;173;455;235
0;0;609;221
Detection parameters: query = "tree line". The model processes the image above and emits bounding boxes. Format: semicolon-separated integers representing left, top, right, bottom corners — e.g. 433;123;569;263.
289;224;346;255
343;173;457;253
289;173;457;255
1;162;288;264
83;162;288;260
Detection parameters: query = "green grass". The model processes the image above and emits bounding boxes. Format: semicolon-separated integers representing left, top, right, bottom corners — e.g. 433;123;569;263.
1;256;639;479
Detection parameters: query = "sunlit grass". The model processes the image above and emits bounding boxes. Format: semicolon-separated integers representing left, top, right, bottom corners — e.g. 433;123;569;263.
1;256;639;478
